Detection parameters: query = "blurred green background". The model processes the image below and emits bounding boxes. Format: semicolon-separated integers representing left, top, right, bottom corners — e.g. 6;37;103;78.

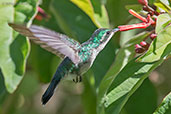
0;0;170;114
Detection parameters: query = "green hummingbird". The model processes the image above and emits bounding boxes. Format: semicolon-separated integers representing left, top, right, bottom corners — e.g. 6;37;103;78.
9;23;119;105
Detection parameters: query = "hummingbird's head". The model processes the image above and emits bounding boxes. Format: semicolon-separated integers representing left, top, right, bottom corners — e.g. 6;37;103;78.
88;28;119;51
90;28;119;44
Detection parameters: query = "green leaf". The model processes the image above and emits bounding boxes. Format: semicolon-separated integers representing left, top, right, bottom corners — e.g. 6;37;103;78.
103;58;163;114
138;25;171;62
138;14;171;62
154;1;171;13
154;92;171;114
97;32;150;113
155;14;171;33
123;79;157;114
0;0;38;93
71;0;109;28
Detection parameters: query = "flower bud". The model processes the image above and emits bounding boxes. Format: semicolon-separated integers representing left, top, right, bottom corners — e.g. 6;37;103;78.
140;41;147;47
143;6;148;11
150;34;157;40
140;41;150;50
135;44;145;53
135;44;142;48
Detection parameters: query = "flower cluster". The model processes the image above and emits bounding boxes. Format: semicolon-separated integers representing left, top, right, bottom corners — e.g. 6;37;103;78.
135;41;150;53
118;10;155;31
118;0;160;53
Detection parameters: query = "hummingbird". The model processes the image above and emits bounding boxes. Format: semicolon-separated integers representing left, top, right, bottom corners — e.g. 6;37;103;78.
8;23;119;105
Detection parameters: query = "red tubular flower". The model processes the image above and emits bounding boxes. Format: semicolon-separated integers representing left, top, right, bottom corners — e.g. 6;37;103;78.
118;10;155;31
129;9;147;22
146;14;155;25
118;22;149;31
138;0;148;6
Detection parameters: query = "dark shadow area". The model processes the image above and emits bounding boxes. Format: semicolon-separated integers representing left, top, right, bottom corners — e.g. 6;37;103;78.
0;69;7;105
10;35;28;76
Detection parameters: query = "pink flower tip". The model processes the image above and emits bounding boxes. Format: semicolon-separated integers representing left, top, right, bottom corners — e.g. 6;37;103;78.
150;34;157;40
38;7;45;14
140;41;147;47
138;0;148;6
135;44;142;48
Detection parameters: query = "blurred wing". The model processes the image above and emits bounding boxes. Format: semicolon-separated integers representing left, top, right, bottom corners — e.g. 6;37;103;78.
9;23;81;64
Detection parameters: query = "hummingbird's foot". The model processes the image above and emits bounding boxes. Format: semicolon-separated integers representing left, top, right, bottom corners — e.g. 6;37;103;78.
73;75;82;83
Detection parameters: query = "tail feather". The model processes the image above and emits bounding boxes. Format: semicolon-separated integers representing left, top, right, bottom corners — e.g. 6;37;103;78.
41;57;73;105
41;66;64;105
41;77;61;105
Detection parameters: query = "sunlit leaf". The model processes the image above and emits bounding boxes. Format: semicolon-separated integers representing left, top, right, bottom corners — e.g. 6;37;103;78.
0;0;38;93
155;14;171;33
103;58;163;114
138;14;171;62
154;0;171;13
97;32;150;114
154;92;171;114
71;0;109;28
138;26;171;62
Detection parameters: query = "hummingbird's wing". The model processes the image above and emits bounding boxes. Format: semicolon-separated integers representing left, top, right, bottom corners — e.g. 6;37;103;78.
9;23;81;64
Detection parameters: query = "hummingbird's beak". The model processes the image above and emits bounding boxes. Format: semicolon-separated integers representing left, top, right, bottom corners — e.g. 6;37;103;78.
112;28;120;33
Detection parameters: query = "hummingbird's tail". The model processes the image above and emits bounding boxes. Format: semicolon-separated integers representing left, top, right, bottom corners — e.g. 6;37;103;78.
41;57;73;105
41;74;61;105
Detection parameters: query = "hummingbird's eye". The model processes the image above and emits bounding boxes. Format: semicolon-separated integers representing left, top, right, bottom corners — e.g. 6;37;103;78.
106;31;110;35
